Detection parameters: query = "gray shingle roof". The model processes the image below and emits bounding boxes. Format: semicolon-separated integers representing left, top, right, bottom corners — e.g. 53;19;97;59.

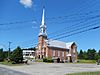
45;39;74;49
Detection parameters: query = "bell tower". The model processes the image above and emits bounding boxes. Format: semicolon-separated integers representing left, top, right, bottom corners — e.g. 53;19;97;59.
37;8;47;59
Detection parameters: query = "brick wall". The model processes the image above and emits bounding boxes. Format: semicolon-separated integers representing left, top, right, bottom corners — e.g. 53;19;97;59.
47;47;67;61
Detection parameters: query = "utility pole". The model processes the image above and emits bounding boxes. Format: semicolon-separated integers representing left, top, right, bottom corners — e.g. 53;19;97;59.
8;42;12;60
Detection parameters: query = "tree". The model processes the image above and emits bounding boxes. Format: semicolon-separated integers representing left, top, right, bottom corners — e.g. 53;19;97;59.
95;53;99;60
83;51;88;60
87;49;96;60
0;48;4;61
78;50;84;59
33;47;36;51
3;51;9;59
98;50;100;56
94;50;100;60
11;46;23;63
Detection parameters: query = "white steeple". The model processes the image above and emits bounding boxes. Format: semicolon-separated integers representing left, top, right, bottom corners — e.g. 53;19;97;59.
39;8;47;38
41;8;45;26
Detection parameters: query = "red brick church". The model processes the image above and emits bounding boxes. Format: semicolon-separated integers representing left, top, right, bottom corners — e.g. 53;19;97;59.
35;8;77;62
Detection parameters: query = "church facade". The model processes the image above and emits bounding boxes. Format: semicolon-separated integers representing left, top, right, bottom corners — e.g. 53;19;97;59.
35;8;77;62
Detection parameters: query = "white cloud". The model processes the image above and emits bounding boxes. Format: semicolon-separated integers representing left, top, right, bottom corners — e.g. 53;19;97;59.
20;0;33;8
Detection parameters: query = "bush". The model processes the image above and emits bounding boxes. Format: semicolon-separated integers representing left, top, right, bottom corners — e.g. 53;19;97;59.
0;58;4;62
12;61;16;64
43;58;47;62
0;48;4;62
43;58;54;63
10;46;23;63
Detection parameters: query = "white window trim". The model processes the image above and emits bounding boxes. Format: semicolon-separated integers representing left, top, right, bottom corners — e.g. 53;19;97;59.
62;52;64;57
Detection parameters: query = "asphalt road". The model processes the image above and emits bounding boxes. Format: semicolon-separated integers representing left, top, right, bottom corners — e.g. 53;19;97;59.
0;67;28;75
0;62;100;75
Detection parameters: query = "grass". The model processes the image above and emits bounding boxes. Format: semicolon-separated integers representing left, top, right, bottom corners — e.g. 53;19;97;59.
77;59;96;63
35;59;43;62
0;61;24;66
66;71;100;75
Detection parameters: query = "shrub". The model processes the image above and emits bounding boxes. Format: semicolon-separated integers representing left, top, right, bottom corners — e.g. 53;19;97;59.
0;48;4;62
43;58;54;63
10;46;23;63
0;58;4;62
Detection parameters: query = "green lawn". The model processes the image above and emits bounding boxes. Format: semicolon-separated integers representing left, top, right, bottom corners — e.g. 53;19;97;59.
0;61;24;66
77;60;96;63
66;71;100;75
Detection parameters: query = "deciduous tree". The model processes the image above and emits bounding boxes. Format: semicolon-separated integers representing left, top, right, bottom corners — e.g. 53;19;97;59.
11;46;23;63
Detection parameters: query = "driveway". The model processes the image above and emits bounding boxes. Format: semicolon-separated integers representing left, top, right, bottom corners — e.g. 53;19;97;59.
0;62;100;75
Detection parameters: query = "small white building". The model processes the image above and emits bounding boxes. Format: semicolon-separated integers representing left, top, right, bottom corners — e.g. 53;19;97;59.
23;49;35;59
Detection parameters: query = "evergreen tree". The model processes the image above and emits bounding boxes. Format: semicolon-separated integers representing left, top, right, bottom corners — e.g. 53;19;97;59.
87;49;96;60
98;50;100;56
83;51;88;60
3;51;9;59
94;53;99;60
11;46;23;63
95;50;100;60
0;48;4;61
78;50;84;59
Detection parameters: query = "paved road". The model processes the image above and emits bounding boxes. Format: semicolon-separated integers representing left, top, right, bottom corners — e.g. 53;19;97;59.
0;67;28;75
0;62;100;75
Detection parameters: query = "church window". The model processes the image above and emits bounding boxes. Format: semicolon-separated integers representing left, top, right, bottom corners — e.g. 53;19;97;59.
58;51;60;57
73;48;76;53
62;52;64;57
53;50;55;56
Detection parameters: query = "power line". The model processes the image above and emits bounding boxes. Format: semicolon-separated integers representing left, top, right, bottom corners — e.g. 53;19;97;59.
0;9;99;27
10;37;38;49
53;24;100;40
13;22;100;49
0;9;100;31
0;20;34;26
46;0;99;21
49;18;100;39
0;0;99;47
48;14;100;37
0;25;38;31
46;10;100;22
20;0;100;48
75;0;99;12
55;26;100;40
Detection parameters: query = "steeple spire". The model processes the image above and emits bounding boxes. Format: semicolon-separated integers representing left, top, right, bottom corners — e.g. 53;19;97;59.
39;7;47;38
41;8;45;26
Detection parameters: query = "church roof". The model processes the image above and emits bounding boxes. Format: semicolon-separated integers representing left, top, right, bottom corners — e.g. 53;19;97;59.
66;42;75;49
45;39;75;49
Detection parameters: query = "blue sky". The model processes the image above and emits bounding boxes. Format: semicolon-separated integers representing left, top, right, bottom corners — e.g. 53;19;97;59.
0;0;100;51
